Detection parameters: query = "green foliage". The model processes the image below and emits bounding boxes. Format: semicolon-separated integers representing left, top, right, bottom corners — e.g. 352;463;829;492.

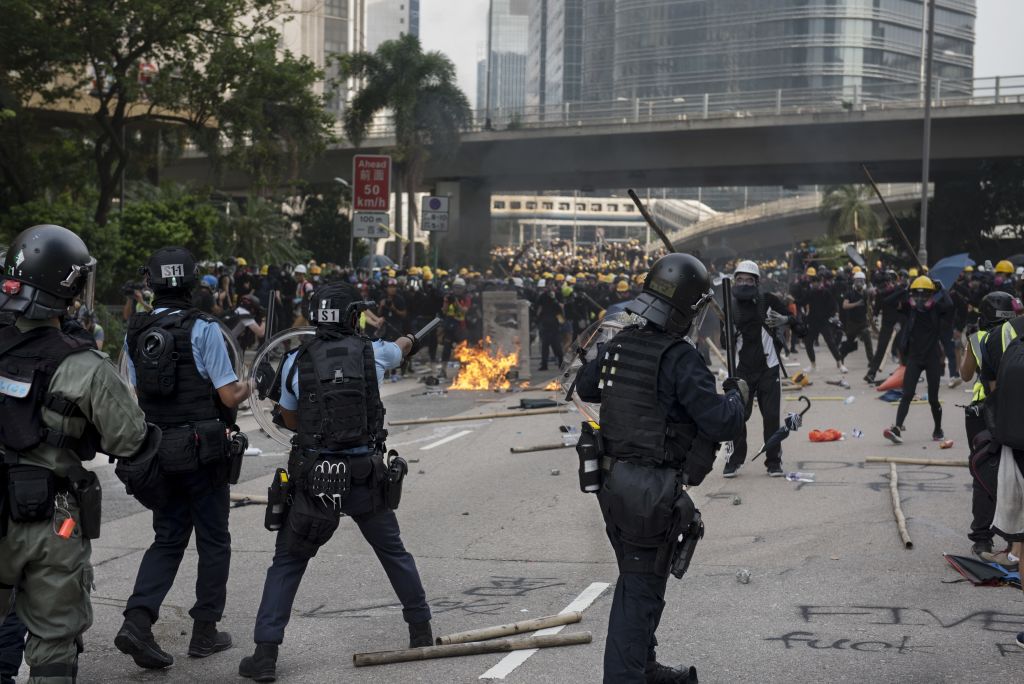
221;197;309;267
820;185;882;242
115;191;219;276
295;184;356;265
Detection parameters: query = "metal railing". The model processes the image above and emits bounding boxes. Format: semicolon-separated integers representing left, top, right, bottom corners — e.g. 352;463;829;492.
355;74;1024;139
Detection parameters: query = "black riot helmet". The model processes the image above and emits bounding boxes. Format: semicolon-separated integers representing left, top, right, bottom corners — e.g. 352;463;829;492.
0;224;95;320
308;282;364;330
142;246;198;290
979;291;1019;330
627;253;713;335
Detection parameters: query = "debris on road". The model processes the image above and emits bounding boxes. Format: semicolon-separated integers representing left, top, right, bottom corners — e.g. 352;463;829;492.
865;456;968;467
736;569;751;584
889;463;914;549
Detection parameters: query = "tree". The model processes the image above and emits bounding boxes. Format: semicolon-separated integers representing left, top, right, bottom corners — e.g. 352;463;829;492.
820;185;882;246
294;183;360;266
338;35;471;266
0;0;332;224
220;197;309;267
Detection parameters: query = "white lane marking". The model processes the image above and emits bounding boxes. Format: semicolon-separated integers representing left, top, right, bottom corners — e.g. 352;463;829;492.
420;429;473;451
479;581;610;680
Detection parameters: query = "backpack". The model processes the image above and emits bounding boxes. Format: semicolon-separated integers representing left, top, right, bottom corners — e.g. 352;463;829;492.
993;336;1024;449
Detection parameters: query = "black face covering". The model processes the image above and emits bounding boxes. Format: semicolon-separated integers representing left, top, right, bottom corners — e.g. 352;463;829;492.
732;284;759;303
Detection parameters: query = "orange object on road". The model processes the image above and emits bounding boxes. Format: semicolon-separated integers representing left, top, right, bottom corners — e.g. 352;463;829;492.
809;429;842;442
939;439;954;449
876;366;906;391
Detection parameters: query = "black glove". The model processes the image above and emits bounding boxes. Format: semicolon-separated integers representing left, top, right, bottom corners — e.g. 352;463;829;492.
723;377;750;406
254;359;276;401
404;333;421;356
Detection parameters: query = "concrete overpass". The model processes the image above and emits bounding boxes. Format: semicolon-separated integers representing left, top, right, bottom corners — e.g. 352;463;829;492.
163;93;1024;264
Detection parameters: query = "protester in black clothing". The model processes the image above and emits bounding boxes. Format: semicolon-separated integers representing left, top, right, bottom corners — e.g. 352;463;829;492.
534;280;565;371
377;278;408;341
838;271;874;367
865;271;907;383
883;276;952;444
797;267;845;373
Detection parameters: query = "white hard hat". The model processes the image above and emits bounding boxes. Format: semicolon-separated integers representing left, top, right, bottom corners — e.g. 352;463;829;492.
734;260;760;279
294;264;308;274
453;277;466;287
511;277;524;288
853;271;866;280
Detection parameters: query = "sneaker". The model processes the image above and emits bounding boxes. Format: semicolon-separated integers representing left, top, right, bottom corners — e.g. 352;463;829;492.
884;426;903;444
409;620;434;648
767;465;784;477
239;643;278;682
838;363;849;374
863;372;876;384
972;540;997;562
723;464;738;478
948;376;963;389
802;364;816;373
1016;632;1024;649
932;428;945;441
115;618;173;670
645;661;698;684
188;621;232;658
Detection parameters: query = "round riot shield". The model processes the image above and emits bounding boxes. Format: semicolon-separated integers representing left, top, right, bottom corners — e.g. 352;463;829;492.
118;318;244;398
249;326;315;447
556;311;637;424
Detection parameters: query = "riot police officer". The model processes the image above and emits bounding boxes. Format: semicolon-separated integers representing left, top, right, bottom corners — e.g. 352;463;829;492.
575;253;747;684
117;247;251;670
0;224;157;682
239;282;432;682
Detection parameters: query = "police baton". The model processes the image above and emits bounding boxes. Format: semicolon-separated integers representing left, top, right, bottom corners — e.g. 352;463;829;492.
721;276;737;377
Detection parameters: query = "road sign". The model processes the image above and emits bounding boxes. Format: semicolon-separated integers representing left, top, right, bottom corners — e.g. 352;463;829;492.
352;155;391;212
352;212;391;239
421;195;450;232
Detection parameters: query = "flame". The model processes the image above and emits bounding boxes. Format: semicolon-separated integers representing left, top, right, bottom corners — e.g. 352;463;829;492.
544;379;561;391
519;381;531;389
450;337;519;390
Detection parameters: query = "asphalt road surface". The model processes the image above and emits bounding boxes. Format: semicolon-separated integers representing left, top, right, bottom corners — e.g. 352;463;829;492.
25;347;1023;682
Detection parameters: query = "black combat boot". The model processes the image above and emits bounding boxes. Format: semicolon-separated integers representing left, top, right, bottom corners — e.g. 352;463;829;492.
239;643;278;682
188;620;233;657
114;608;173;669
409;620;434;648
645;661;698;684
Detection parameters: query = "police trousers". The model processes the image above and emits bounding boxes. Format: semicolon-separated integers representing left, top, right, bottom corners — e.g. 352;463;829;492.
125;469;231;624
602;526;669;684
0;499;92;684
966;412;999;544
730;367;782;469
252;483;430;645
0;604;27;682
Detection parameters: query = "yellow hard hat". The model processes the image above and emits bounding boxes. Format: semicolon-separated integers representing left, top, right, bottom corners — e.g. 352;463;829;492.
260;264;269;276
555;273;565;281
615;280;629;292
459;267;469;276
235;257;248;267
387;269;396;278
910;275;936;291
908;267;919;278
309;264;322;275
805;266;817;277
852;266;862;274
423;271;433;281
995;259;1015;274
543;271;554;279
964;265;974;273
576;272;586;279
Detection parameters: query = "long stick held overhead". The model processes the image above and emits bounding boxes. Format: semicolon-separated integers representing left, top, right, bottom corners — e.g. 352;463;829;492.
628;189;675;253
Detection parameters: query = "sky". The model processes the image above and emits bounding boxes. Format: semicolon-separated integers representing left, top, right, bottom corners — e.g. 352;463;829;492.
420;0;1024;107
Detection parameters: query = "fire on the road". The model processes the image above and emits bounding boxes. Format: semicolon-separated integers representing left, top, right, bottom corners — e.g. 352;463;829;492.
450;338;519;390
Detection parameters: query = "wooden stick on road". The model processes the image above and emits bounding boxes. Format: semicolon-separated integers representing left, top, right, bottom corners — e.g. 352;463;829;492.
435;612;583;645
866;456;968;467
389;407;564;426
353;632;592;667
509;443;573;454
229;493;269;505
889;463;914;549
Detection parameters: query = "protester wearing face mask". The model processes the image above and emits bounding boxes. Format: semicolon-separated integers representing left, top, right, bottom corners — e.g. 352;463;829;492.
884;276;952;445
838;270;874;369
796;266;845;374
721;261;803;478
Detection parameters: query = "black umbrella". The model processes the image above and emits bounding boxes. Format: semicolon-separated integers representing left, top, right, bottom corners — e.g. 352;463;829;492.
753;396;811;461
357;254;396;269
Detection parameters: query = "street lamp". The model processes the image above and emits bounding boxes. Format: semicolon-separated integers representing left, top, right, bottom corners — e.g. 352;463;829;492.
335;178;356;267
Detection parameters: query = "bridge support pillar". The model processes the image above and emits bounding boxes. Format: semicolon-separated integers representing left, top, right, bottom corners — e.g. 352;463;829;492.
436;178;492;270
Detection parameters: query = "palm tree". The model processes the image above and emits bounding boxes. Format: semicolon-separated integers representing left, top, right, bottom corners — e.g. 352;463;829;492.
821;185;882;248
338;35;471;266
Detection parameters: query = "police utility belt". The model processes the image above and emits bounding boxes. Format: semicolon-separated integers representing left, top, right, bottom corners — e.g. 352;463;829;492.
153;419;245;482
1;451;102;541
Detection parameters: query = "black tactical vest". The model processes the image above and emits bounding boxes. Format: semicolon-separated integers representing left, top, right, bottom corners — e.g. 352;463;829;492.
292;330;385;451
598;326;696;468
126;309;221;426
0;324;96;459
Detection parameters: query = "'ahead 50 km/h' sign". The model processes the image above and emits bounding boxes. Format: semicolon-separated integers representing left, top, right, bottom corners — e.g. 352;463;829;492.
352;155;391;212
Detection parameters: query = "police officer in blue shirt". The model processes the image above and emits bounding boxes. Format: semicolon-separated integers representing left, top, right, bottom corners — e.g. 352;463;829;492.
117;247;252;670
575;254;747;684
239;282;431;682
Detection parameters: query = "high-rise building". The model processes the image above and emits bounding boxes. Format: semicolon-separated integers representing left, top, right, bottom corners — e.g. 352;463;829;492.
526;0;584;118
580;0;976;104
478;0;531;115
525;0;548;112
365;0;419;52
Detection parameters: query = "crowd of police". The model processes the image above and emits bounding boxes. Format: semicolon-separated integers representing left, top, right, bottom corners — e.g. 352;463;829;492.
0;222;1021;683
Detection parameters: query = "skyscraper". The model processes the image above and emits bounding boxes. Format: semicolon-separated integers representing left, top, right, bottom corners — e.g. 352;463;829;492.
365;0;420;52
579;0;975;104
478;0;531;115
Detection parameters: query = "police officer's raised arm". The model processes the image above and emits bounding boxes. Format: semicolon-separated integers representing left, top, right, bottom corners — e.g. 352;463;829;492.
669;346;746;443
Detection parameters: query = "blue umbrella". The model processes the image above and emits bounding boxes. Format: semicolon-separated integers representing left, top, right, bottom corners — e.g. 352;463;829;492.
929;253;974;289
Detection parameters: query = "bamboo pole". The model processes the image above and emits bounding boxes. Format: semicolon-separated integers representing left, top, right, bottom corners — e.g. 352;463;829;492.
389;407;564;426
352;632;592;667
229;493;268;505
509;443;573;454
889;463;914;549
866;456;968;467
435;612;582;645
